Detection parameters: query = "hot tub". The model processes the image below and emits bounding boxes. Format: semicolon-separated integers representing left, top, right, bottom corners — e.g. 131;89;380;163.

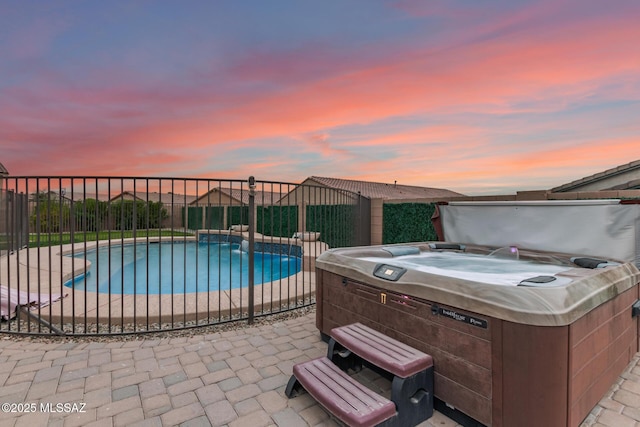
315;243;640;427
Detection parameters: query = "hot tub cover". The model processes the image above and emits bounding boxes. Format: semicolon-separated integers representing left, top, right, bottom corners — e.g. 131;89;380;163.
438;200;640;268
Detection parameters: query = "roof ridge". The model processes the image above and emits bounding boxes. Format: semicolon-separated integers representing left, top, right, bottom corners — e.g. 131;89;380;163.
309;176;445;190
551;159;640;191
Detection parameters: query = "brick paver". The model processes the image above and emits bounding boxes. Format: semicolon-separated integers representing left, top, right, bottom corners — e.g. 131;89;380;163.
0;311;638;426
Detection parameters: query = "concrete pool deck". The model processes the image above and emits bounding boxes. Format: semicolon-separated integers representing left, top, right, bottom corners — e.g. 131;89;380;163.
0;308;638;427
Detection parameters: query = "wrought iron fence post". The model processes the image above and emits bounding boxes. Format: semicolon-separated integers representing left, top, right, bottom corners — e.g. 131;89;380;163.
18;192;27;249
248;176;256;324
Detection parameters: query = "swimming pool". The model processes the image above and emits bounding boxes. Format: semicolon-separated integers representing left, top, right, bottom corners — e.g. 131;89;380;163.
67;241;302;294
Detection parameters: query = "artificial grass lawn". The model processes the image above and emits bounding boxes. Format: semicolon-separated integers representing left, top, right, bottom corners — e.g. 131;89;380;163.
28;230;193;248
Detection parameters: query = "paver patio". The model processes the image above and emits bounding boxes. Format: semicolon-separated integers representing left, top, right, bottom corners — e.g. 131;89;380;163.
0;309;638;426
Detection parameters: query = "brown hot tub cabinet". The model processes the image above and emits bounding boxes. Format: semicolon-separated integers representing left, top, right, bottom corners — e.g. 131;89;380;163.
314;243;640;427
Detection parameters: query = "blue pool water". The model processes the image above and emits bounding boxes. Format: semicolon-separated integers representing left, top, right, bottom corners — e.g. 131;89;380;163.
67;241;302;294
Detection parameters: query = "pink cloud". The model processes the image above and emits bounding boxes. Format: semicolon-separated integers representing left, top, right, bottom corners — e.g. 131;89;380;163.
1;1;638;195
207;12;639;141
9;8;639;146
363;137;640;194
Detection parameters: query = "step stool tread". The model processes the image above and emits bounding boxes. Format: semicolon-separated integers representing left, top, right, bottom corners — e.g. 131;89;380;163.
331;323;433;378
293;356;396;427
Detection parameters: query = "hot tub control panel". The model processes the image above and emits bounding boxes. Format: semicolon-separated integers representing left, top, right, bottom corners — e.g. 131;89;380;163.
373;264;407;281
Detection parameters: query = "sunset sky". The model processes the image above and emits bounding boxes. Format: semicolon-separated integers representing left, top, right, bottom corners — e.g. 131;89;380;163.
1;0;639;195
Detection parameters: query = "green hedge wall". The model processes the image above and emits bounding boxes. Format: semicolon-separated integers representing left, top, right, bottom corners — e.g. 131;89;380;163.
306;204;355;249
183;206;225;230
206;206;225;229
383;203;438;244
227;206;249;227
257;205;298;237
183;207;202;230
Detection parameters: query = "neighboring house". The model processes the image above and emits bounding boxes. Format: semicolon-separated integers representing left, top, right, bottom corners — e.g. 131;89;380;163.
301;176;464;200
109;191;198;205
187;187;285;231
276;176;464;245
27;191;95;210
191;187;283;206
0;162;8;177
551;160;640;192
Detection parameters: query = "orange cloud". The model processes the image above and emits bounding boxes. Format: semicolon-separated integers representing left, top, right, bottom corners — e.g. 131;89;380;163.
1;1;638;196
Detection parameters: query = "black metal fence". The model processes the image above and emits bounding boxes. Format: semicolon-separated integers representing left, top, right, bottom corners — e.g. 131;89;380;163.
0;176;370;336
0;188;29;256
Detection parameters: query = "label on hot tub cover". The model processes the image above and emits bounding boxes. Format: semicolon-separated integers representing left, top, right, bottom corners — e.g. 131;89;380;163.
434;305;488;329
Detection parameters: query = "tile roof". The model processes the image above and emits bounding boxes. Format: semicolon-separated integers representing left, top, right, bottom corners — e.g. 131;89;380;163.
193;188;284;205
111;191;199;204
306;176;464;200
219;188;284;205
551;160;640;192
